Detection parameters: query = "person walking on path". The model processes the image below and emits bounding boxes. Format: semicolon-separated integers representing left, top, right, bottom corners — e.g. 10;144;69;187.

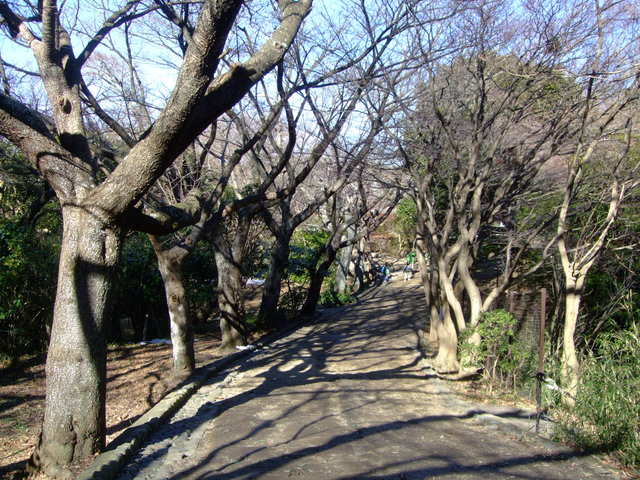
383;264;391;283
406;251;416;270
402;263;413;281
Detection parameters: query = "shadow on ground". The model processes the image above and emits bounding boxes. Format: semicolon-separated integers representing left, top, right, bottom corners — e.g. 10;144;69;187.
117;284;614;480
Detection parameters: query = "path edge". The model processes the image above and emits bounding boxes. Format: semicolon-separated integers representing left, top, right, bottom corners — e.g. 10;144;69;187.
76;314;319;480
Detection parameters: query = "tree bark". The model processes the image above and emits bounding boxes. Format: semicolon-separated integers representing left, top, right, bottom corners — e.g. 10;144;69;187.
212;213;253;350
458;242;482;327
415;243;438;344
335;224;356;294
301;247;338;316
214;248;248;351
351;238;368;293
561;276;584;406
434;304;460;373
154;248;195;379
31;207;120;478
258;231;292;328
437;257;466;332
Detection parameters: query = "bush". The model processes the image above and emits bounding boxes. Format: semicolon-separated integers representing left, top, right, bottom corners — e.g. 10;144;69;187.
319;280;356;307
460;309;536;390
0;220;59;362
558;324;640;469
110;233;167;341
287;228;330;284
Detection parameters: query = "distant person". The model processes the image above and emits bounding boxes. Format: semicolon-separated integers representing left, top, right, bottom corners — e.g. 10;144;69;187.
383;264;391;283
403;263;413;281
406;251;416;270
374;264;384;285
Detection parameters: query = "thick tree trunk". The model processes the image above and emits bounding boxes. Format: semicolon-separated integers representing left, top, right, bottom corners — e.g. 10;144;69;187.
561;276;584;407
434;305;460;373
351;239;367;293
258;231;291;328
214;248;248;351
428;280;441;345
31;207;120;478
355;237;374;289
154;249;195;379
212;215;252;351
301;248;337;316
300;264;325;316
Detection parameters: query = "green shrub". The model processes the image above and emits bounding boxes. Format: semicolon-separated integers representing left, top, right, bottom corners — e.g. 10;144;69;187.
0;220;59;362
317;274;355;307
558;324;640;469
280;284;307;313
110;233;167;341
460;309;536;390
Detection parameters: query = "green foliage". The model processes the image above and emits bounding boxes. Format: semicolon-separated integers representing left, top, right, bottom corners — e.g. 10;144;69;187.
110;233;167;340
394;196;417;248
319;284;356;307
287;228;330;283
577;197;640;346
558;324;640;470
0;220;59;362
0;143;62;361
460;309;536;389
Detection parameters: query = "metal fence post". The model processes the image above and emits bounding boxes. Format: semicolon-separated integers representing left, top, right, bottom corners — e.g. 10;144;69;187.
536;287;547;434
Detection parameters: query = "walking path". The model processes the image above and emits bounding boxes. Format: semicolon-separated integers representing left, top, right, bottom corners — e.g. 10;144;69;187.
116;282;618;480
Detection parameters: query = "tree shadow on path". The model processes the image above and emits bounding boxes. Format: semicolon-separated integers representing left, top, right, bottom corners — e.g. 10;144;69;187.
120;284;613;480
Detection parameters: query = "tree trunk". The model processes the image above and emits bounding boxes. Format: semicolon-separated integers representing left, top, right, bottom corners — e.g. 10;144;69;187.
335;225;356;294
428;280;441;345
351;239;367;293
561;276;584;407
154;249;195;379
31;207;120;478
301;247;337;316
438;257;466;332
214;248;248;351
415;245;437;343
458;243;482;327
356;237;374;288
434;305;460;373
258;231;291;328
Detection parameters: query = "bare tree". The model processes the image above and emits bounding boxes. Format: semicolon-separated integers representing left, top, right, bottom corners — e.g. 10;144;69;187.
549;0;640;404
300;173;401;316
0;0;310;475
386;0;638;373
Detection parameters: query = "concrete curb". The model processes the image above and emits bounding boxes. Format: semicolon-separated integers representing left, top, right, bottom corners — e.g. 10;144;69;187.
77;349;247;480
77;314;317;480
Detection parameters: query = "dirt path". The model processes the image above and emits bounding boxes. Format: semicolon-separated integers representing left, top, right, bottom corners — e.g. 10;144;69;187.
117;282;619;480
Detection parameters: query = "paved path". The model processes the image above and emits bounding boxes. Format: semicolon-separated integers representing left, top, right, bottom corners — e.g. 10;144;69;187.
118;283;618;480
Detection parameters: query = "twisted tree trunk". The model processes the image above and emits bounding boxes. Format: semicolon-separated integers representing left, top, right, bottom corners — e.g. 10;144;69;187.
301;245;338;316
31;207;120;478
335;224;356;294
